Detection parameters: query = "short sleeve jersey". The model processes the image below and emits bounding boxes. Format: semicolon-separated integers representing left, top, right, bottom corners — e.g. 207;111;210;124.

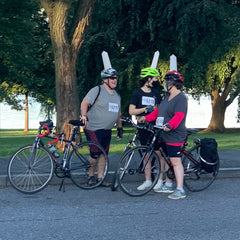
84;85;121;131
157;92;188;143
130;88;162;117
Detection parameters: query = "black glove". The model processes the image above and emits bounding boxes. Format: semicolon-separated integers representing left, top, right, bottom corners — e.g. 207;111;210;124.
145;105;154;113
117;127;123;138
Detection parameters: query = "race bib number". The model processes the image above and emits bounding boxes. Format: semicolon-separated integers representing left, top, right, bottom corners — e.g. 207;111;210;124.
109;103;119;112
142;96;155;106
156;117;164;127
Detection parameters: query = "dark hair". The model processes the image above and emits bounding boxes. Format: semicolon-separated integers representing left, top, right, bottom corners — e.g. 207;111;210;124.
139;76;149;87
167;80;183;90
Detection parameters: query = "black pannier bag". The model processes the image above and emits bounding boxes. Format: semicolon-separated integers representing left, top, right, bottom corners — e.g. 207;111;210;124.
200;138;219;173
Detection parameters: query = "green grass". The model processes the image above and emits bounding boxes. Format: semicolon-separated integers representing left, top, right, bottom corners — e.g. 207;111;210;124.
1;128;240;158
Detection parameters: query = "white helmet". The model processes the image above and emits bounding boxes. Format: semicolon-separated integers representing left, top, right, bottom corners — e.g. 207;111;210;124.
101;68;118;78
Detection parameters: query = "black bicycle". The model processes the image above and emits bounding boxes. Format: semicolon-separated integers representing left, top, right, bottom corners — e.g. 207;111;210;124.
115;117;219;197
111;118;141;191
7;119;109;194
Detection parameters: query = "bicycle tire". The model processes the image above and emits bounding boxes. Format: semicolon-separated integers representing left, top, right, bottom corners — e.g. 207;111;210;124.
111;146;132;191
8;145;54;194
69;141;109;190
117;146;161;197
182;147;219;192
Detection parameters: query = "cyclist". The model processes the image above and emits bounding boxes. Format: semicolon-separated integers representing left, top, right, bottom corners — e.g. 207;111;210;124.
80;68;123;187
129;67;163;191
139;70;188;200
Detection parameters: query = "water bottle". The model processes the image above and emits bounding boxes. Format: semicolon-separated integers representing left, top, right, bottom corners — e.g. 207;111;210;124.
48;144;60;158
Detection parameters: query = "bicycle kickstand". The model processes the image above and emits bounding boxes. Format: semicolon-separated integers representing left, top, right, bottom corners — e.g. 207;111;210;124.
59;177;66;192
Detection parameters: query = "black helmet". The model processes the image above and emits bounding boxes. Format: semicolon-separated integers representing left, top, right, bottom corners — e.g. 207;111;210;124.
101;68;118;79
164;71;184;82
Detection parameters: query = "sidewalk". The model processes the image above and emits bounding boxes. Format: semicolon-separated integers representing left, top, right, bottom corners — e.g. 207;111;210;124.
1;151;240;188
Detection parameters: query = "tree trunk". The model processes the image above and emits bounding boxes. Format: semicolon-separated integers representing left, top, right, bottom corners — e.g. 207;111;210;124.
202;90;226;133
40;0;95;148
23;92;29;133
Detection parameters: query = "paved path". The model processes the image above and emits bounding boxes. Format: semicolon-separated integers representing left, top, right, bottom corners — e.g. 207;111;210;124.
1;151;240;187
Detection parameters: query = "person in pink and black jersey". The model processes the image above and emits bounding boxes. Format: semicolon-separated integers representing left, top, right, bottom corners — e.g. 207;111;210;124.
139;70;188;200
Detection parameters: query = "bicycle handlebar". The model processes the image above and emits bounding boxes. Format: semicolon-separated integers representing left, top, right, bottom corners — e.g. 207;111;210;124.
121;116;163;133
37;124;60;144
37;119;84;145
37;125;50;137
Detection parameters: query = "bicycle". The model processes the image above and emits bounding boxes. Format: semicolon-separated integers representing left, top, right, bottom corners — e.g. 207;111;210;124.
111;118;141;191
115;116;220;197
7;119;109;194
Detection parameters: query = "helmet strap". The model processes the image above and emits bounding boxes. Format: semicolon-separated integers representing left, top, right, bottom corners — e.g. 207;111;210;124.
103;79;114;90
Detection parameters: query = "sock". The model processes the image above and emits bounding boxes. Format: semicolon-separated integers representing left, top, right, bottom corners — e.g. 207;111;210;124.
165;182;173;187
177;187;185;193
146;180;152;184
157;179;163;184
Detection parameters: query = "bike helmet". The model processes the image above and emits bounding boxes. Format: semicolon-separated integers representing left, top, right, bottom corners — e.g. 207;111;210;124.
101;68;118;79
140;67;160;78
164;71;184;82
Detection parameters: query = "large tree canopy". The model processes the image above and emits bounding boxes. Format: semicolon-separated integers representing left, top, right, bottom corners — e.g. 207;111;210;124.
79;0;240;132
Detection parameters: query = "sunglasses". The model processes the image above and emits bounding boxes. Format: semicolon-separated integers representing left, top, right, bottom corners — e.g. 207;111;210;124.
109;76;118;80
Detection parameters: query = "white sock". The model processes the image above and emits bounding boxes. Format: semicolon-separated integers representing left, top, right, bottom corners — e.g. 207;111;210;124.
177;187;184;192
165;182;173;187
146;180;152;184
157;179;163;184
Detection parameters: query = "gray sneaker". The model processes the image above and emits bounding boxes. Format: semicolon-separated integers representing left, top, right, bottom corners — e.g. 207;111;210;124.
154;184;174;193
168;189;186;200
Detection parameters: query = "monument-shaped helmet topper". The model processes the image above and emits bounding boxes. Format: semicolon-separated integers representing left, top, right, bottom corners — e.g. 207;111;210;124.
101;51;118;79
170;54;177;71
101;51;112;70
150;51;160;69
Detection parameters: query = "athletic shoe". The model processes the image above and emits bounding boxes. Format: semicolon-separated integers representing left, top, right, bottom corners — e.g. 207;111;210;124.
168;189;186;200
137;181;152;190
100;181;111;187
153;180;163;191
154;184;174;193
88;176;97;186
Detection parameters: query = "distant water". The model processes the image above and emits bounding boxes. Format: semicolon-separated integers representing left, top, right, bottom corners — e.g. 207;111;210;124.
0;95;239;129
0;97;56;129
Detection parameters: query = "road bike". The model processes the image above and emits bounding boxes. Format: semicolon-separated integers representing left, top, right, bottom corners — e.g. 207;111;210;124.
7;119;109;194
111;118;141;191
115;117;220;197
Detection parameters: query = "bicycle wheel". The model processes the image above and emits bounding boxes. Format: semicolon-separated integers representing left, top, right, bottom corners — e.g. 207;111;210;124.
111;146;132;191
8;145;54;194
182;147;219;192
117;146;161;197
69;141;109;190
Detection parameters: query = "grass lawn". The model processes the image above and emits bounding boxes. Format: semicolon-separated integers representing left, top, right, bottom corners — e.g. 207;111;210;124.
1;127;240;158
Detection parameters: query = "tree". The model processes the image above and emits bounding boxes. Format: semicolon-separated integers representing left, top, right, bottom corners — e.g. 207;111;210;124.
0;0;55;131
39;0;96;139
177;0;240;132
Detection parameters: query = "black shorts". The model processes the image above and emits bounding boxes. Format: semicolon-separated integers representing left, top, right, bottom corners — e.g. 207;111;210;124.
154;141;182;158
84;129;111;157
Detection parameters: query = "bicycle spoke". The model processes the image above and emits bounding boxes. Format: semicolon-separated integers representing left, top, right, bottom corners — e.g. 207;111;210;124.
69;141;109;190
8;145;54;194
183;149;219;192
118;146;161;197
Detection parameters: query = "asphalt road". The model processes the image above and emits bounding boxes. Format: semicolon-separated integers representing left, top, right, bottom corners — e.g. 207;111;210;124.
1;178;240;240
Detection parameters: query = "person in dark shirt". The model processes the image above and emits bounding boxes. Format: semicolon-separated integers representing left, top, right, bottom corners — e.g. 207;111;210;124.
129;67;162;191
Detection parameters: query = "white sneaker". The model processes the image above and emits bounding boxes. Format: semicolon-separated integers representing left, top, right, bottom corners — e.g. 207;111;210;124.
137;181;152;190
153;180;163;191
